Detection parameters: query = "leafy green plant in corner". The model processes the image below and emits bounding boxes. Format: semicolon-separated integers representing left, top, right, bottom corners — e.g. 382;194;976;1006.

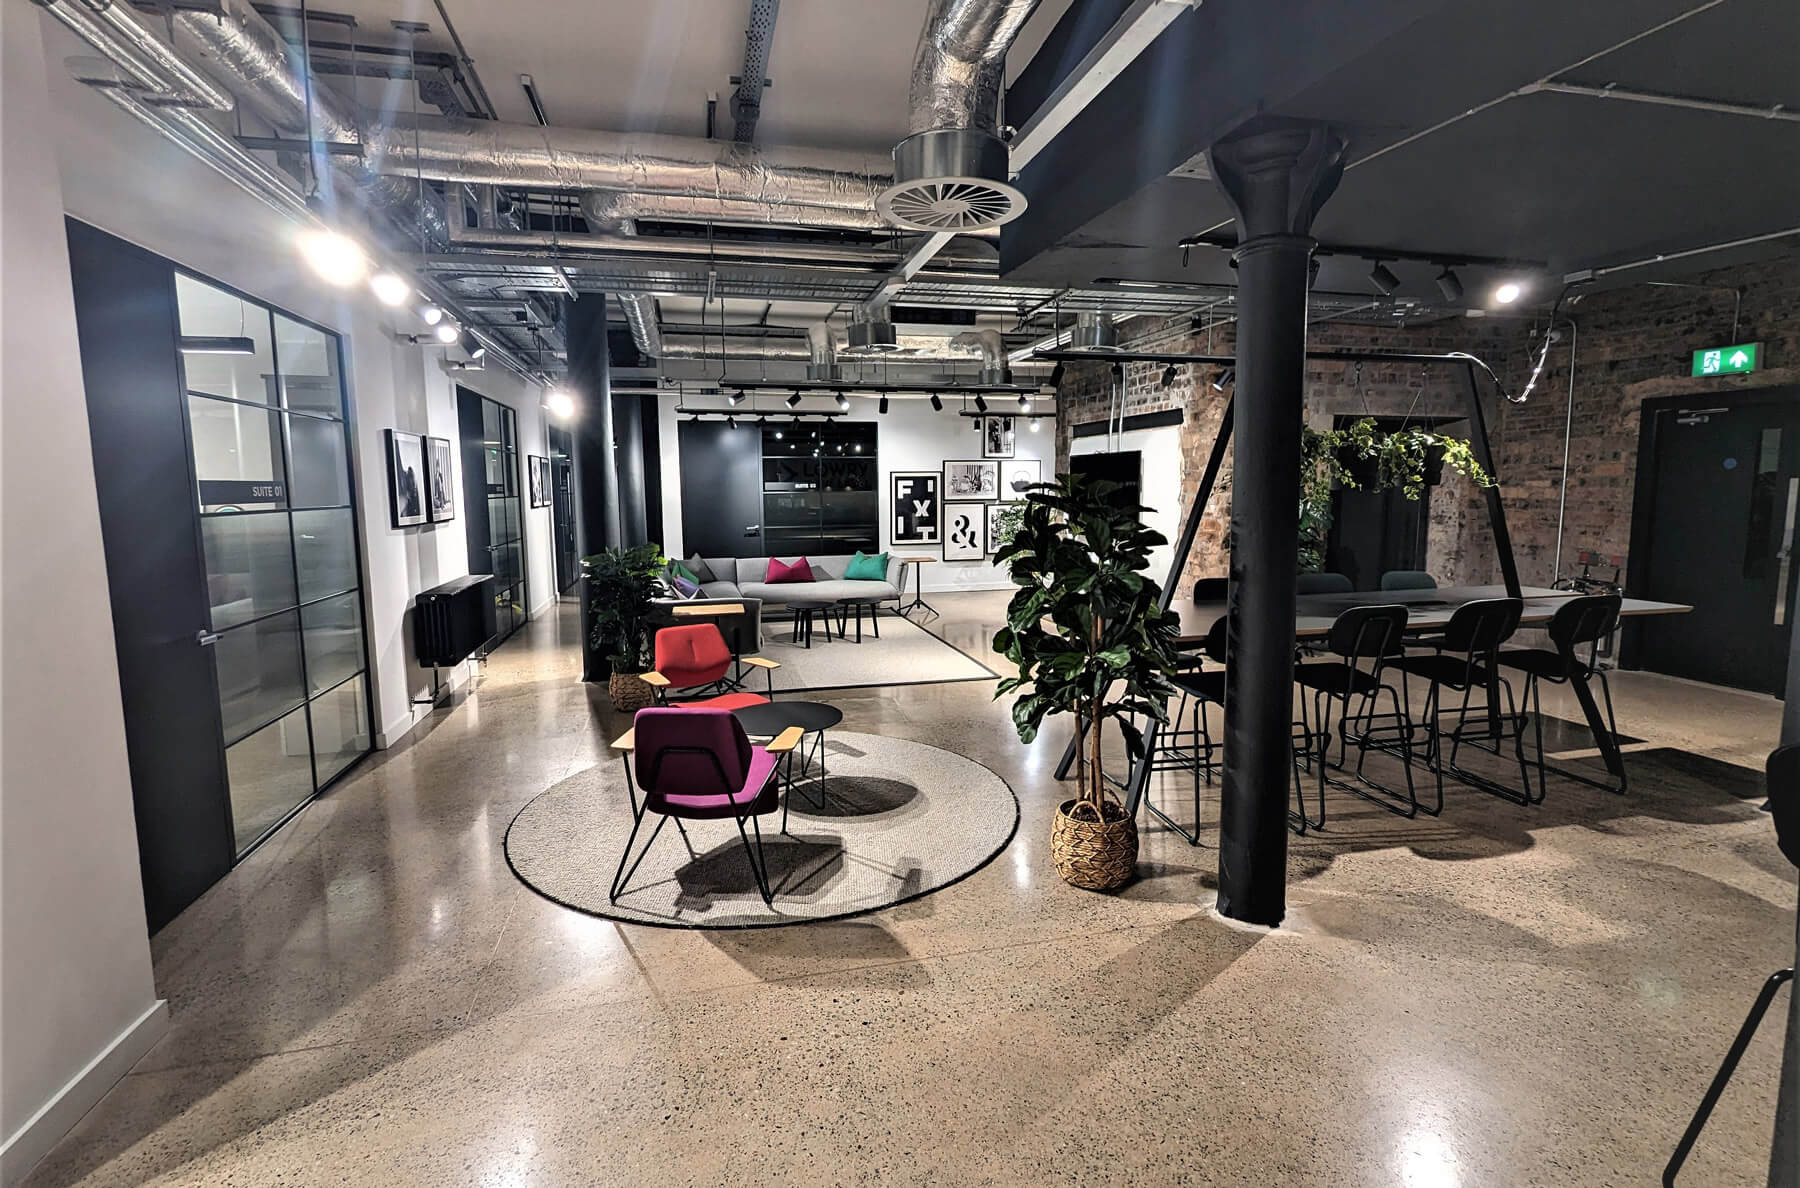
581;543;665;673
992;474;1182;819
1298;419;1494;571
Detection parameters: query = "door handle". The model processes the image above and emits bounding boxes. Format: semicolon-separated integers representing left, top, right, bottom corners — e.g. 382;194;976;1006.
196;629;221;646
1776;477;1799;626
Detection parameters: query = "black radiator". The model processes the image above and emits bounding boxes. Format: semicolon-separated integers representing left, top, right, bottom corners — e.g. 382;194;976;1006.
415;574;497;668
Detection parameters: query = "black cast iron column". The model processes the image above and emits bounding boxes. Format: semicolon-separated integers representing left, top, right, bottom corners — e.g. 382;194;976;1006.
1207;123;1346;926
564;292;622;553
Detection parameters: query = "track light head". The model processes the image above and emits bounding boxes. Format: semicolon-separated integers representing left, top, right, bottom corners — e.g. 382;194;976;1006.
878;396;889;414
834;391;849;411
1434;267;1464;302
1160;363;1178;388
726;416;737;430
930;393;943;412
1368;261;1401;296
1017;393;1031;411
726;390;745;407
459;329;486;359
1212;366;1235;392
433;321;460;344
785;393;802;408
974;395;989;413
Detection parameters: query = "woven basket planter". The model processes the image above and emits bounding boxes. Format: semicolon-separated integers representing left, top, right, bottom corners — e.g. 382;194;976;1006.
608;671;656;713
1050;796;1137;891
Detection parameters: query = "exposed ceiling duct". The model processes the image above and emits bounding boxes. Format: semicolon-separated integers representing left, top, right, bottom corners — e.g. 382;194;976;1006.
377;117;891;226
877;0;1038;232
581;188;891;234
615;293;663;360
163;0;448;246
951;328;1011;384
37;0;233;111
806;323;838;380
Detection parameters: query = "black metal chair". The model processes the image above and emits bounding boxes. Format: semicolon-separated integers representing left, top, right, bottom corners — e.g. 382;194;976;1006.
1294;604;1417;824
1149;615;1228;843
1192;576;1229;603
1663;744;1797;1185
1380;570;1438;592
1385;598;1530;811
1498;593;1627;797
1297;572;1353;594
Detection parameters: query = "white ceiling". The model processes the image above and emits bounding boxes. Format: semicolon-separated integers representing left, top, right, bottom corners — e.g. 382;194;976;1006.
321;0;1073;152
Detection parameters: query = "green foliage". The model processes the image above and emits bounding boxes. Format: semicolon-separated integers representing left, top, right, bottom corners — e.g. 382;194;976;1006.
1298;419;1495;571
987;501;1027;563
581;544;666;671
992;474;1181;808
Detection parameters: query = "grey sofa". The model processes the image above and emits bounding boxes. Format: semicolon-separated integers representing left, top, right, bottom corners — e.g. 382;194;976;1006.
649;554;904;654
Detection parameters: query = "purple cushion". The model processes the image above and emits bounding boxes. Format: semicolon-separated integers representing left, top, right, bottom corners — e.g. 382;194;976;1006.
671;575;701;598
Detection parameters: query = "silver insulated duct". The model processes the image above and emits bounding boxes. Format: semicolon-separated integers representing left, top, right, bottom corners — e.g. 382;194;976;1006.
877;0;1038;232
378;119;892;226
951;328;1011;384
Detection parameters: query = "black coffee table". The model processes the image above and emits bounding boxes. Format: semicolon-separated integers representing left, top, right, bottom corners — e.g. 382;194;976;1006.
784;600;834;648
834;595;885;643
732;701;844;828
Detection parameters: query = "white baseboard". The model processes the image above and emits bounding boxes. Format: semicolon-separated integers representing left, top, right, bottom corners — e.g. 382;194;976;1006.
1;999;169;1187
375;660;476;749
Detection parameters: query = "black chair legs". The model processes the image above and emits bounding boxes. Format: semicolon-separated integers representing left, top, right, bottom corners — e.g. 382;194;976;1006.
1663;967;1794;1185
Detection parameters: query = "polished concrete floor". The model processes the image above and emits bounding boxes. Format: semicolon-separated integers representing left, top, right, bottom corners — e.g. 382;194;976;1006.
26;593;1796;1186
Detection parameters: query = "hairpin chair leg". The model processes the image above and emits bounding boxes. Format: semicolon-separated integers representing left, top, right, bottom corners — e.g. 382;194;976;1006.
610;810;670;902
736;814;773;905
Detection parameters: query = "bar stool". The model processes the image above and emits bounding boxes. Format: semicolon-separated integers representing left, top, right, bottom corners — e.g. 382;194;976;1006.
1662;744;1797;1184
1385;597;1530;811
1294;604;1416;823
1498;593;1627;797
1148;615;1227;844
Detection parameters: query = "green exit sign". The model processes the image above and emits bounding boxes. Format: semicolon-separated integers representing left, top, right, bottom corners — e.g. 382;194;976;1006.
1692;342;1762;376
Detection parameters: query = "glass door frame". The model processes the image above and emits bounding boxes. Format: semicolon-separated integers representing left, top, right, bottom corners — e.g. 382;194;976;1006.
171;266;376;855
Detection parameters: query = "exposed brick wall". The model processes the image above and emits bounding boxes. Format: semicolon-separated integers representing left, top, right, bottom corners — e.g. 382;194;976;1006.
1052;255;1800;600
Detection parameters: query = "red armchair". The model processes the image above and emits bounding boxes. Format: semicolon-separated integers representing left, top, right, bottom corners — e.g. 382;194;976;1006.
644;623;779;710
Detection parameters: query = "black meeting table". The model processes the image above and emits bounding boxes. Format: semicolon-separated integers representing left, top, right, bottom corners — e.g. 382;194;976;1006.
1146;584;1693;807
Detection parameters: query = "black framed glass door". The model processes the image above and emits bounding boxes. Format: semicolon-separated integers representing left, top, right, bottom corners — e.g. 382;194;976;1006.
458;386;527;646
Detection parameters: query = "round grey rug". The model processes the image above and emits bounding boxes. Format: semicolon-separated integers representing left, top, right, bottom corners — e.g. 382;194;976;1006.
504;731;1019;928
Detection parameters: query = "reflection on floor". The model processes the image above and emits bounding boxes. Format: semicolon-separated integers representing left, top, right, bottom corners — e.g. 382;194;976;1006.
24;592;1794;1187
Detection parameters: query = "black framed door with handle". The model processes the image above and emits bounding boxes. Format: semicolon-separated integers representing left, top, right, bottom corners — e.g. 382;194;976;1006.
1632;387;1800;694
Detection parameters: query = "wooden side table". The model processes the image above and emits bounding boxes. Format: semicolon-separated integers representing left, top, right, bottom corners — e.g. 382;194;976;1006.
895;555;939;620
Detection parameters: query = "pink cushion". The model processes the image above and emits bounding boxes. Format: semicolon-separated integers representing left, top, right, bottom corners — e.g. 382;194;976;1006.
765;556;815;584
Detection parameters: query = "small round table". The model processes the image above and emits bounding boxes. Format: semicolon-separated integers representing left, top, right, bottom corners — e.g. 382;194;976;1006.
732;701;844;829
784;600;834;648
895;556;938;619
834;595;885;643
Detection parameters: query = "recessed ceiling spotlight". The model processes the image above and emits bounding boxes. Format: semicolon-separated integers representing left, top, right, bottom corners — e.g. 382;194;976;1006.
296;228;368;287
1368;261;1401;296
974;395;989;413
1434;267;1464;302
930;393;943;412
370;271;411;306
785;393;803;408
434;321;461;344
1494;280;1524;305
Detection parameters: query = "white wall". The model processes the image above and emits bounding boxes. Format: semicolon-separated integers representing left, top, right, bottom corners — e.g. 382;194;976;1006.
657;394;1052;592
40;13;556;748
1;9;165;1180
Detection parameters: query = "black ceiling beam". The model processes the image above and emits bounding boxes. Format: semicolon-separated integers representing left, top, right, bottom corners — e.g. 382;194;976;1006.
1176;232;1545;271
711;378;1051;395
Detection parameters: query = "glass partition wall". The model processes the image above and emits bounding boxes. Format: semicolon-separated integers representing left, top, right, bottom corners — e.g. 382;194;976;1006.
175;275;372;854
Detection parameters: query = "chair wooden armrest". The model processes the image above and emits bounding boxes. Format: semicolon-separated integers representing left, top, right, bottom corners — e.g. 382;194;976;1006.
741;656;780;670
610;727;636;752
765;726;805;754
640;671;670;687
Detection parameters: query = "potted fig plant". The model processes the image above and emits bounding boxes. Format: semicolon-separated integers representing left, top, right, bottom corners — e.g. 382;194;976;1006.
993;475;1181;891
581;543;665;710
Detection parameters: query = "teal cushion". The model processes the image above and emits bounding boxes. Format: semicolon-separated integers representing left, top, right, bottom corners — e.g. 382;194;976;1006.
844;551;888;581
667;558;699;585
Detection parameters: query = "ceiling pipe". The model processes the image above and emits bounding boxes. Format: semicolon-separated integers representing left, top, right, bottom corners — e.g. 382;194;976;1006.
951;327;1011;384
581;188;894;234
616;293;664;360
443;223;995;272
35;0;235;110
375;116;892;220
806;323;839;380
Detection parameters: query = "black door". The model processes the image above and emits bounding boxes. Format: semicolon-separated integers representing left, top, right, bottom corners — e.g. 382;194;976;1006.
1636;391;1800;693
68;220;233;930
679;420;764;556
552;455;577;590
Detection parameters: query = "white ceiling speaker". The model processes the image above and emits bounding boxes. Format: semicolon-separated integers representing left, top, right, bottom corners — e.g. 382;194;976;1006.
877;129;1027;232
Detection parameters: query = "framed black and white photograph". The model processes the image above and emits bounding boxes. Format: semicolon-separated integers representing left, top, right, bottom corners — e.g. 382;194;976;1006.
425;435;456;523
982;415;1015;458
1001;458;1041;501
944;502;986;560
539;456;555;508
891;471;940;544
527;454;548;507
943;458;999;501
386;429;427;528
985;503;1009;555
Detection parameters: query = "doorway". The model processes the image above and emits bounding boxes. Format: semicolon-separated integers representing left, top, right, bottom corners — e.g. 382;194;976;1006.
458;386;528;646
549;422;578;592
70;222;373;930
1631;387;1800;693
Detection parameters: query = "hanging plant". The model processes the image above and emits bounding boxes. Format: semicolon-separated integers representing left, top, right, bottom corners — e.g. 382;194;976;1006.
1299;418;1494;571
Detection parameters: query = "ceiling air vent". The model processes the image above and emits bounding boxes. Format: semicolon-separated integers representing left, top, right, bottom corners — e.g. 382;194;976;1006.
877;129;1026;233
